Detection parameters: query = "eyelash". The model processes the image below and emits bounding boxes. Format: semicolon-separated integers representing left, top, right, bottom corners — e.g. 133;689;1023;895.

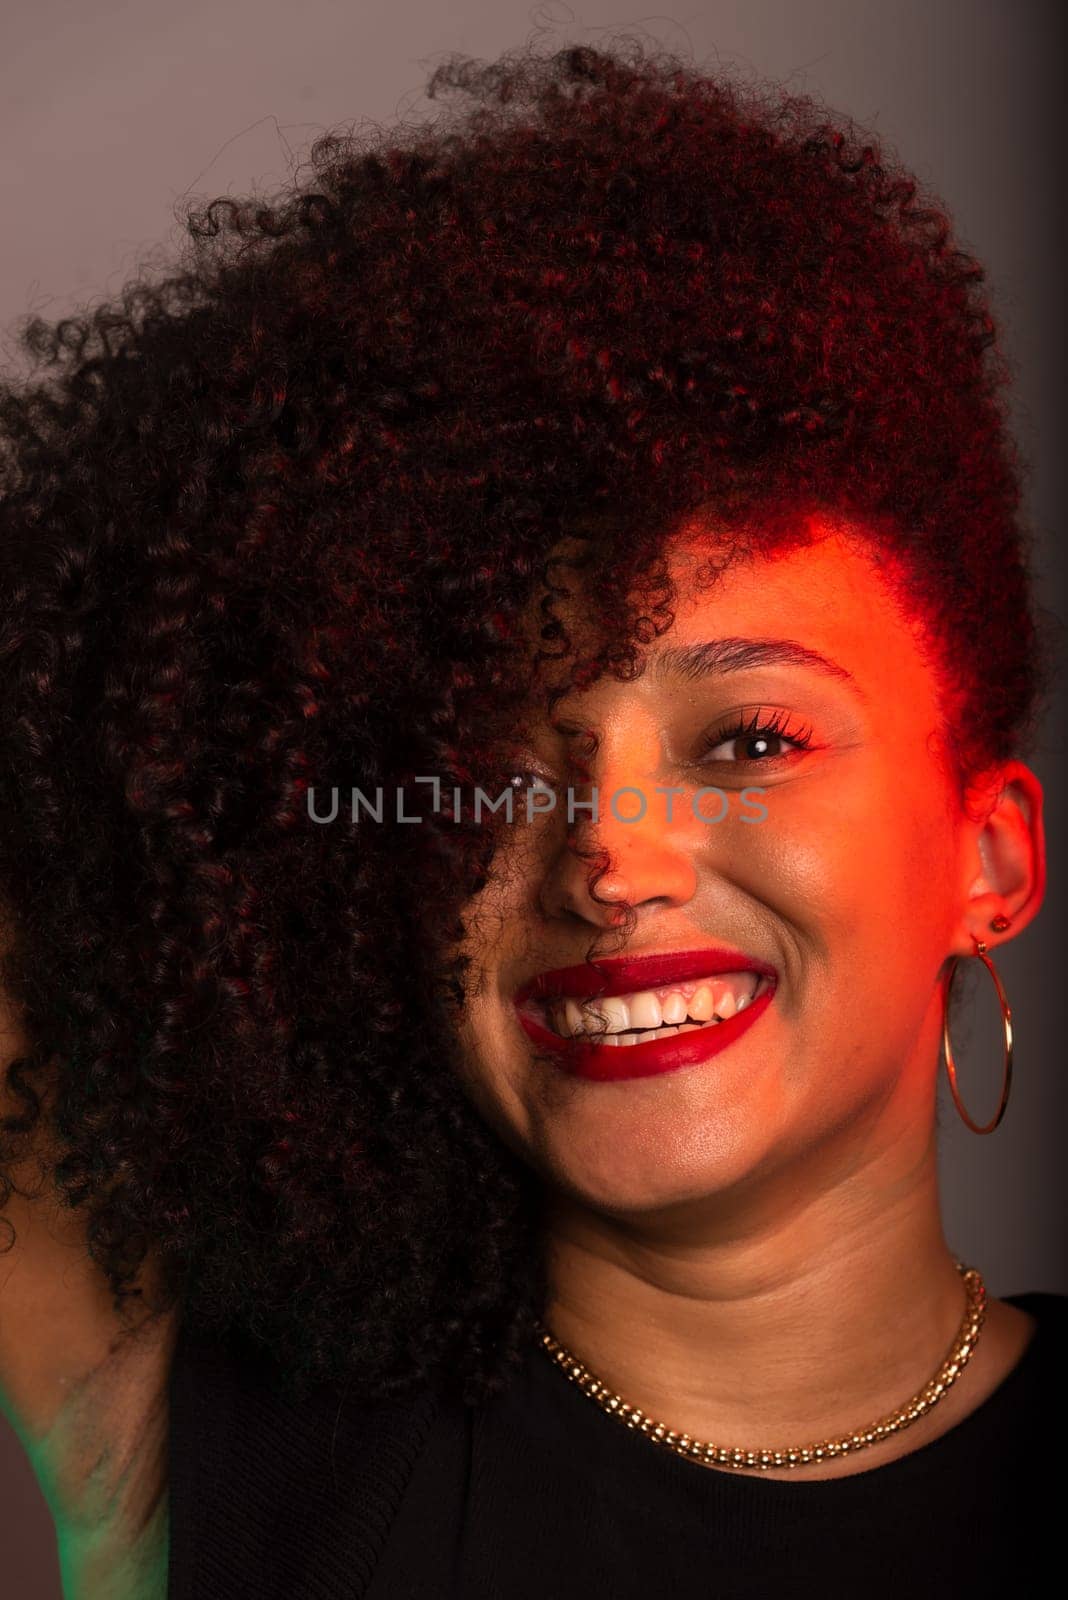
695;706;814;764
504;706;814;792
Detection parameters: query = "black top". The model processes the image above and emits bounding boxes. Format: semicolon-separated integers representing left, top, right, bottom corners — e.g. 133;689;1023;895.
167;1290;1067;1599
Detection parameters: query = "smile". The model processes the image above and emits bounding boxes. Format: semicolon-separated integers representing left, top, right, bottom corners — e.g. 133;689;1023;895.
512;947;778;1082
538;971;766;1041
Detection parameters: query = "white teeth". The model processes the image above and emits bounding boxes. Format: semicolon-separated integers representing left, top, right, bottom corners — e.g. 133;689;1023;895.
629;992;663;1030
661;992;688;1025
598;996;631;1033
542;972;766;1043
688;984;715;1022
711;981;737;1020
564;999;586;1034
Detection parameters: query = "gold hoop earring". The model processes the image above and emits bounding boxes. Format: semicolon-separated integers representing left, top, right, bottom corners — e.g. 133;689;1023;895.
941;916;1013;1134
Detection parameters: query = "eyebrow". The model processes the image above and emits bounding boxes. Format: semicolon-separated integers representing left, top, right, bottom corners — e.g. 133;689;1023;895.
648;637;867;700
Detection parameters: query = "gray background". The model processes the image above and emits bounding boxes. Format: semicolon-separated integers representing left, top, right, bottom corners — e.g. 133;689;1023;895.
1;2;1064;1591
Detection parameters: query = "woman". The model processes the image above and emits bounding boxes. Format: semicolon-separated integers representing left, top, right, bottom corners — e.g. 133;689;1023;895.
0;37;1063;1600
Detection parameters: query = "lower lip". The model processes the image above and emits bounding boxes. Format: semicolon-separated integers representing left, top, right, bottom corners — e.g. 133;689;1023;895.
515;981;776;1082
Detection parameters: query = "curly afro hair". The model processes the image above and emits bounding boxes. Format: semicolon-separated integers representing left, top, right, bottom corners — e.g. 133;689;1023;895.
0;37;1058;1406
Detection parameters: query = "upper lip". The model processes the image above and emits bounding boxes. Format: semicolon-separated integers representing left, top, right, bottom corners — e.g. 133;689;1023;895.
513;946;778;1006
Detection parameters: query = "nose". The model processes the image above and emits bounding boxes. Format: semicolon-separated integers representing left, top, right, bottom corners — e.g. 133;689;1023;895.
542;839;699;928
537;726;699;927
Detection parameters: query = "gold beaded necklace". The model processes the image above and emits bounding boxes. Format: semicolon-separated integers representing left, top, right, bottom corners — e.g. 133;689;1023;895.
535;1259;986;1473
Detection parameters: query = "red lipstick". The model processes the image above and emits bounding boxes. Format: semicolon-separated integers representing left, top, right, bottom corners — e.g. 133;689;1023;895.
513;947;777;1083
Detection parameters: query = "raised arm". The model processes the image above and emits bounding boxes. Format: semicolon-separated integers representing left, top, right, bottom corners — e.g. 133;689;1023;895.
1;988;176;1600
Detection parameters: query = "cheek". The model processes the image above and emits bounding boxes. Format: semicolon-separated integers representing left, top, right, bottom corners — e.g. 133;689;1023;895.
451;994;512;1124
831;752;959;933
723;752;956;1005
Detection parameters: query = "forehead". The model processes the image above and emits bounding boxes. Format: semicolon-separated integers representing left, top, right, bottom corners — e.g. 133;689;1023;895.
548;512;943;722
664;515;910;653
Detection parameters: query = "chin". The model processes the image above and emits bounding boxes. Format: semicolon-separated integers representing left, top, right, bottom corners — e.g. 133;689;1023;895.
538;1119;766;1219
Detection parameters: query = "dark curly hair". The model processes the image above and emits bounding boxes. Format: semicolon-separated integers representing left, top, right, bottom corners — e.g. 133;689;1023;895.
0;37;1058;1407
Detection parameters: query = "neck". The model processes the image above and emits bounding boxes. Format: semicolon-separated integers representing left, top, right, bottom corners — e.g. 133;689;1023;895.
540;1133;971;1468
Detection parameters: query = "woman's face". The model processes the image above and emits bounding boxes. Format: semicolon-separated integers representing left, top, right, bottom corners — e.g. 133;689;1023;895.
451;516;1043;1218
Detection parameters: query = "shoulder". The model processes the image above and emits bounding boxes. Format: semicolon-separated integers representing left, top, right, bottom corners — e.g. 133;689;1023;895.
168;1322;444;1600
1002;1288;1068;1332
999;1289;1068;1389
168;1317;442;1481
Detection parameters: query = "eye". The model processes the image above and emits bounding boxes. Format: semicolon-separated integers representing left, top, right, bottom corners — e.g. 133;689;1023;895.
695;706;814;764
505;770;555;796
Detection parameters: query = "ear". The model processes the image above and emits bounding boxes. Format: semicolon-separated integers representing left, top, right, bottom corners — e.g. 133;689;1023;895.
950;760;1046;957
